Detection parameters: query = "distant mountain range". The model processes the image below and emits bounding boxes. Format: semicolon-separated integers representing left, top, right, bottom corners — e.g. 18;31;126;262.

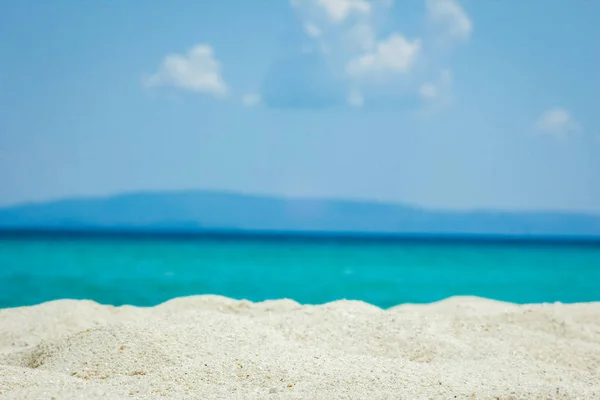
1;190;600;237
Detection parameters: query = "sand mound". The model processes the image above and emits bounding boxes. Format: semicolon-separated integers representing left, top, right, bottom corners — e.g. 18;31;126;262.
1;296;599;399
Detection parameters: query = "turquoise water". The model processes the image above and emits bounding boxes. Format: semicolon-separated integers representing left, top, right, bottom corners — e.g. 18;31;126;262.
1;235;600;308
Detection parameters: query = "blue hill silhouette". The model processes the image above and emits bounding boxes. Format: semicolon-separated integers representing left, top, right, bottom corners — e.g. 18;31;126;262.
1;190;599;237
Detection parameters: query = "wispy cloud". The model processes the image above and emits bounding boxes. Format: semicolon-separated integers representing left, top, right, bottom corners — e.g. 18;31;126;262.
286;0;471;110
416;68;453;117
304;22;322;38
145;45;228;97
242;93;261;107
535;108;581;139
315;0;371;23
291;0;423;107
426;0;472;41
419;83;438;100
415;0;470;117
347;23;375;51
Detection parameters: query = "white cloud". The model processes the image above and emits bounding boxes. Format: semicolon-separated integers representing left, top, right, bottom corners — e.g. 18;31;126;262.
346;34;421;77
347;89;364;107
242;93;261;107
304;22;322;38
290;0;467;111
294;0;376;52
145;45;228;97
426;0;472;40
291;0;371;23
316;0;371;23
535;108;580;138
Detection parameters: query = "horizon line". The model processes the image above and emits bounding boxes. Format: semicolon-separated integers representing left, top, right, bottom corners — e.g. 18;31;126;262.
1;228;600;246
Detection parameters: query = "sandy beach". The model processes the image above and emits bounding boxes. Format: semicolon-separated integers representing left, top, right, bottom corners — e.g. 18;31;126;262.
0;296;599;399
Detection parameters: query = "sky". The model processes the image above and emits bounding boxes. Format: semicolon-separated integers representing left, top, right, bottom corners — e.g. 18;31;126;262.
0;0;599;212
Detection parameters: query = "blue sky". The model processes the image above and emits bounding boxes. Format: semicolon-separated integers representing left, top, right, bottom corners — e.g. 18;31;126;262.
0;0;599;212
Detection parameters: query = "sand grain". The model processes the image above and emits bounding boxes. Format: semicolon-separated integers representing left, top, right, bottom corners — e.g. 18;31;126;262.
1;296;599;399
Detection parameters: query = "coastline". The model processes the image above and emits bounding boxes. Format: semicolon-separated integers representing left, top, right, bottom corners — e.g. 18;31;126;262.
1;295;599;399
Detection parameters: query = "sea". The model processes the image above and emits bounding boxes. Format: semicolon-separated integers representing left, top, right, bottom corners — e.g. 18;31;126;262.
1;232;600;309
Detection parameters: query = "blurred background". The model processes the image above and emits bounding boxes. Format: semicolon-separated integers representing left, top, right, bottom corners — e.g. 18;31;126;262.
1;0;599;308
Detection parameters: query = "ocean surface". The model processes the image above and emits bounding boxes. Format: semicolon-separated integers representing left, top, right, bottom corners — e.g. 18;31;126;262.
1;233;600;309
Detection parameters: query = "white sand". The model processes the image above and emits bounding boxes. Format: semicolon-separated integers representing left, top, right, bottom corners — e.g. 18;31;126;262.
0;296;599;399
